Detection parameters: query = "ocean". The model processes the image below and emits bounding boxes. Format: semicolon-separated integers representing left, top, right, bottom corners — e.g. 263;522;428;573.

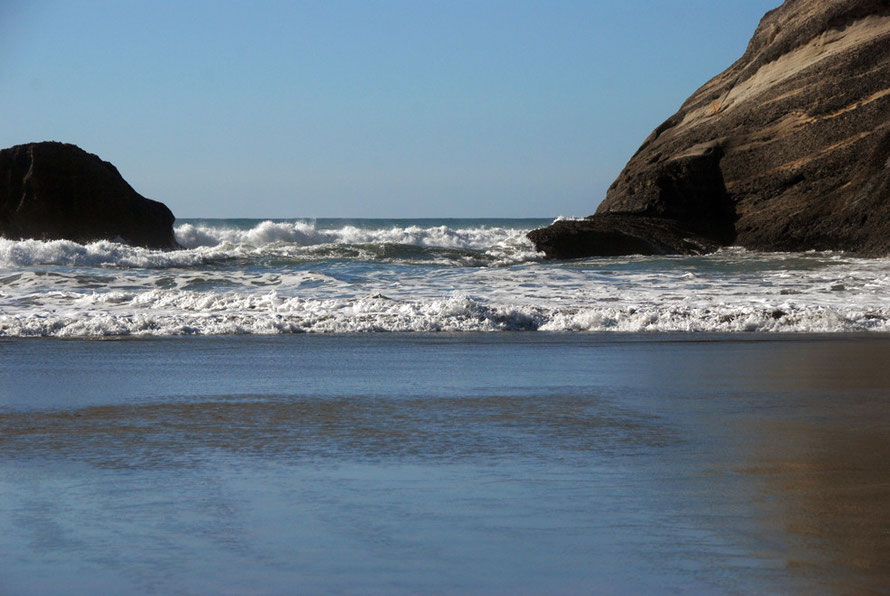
2;218;890;336
2;219;889;593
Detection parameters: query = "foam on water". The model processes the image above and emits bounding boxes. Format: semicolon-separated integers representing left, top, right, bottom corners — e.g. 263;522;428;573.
175;219;537;254
0;220;541;269
2;290;889;336
0;237;226;269
2;219;890;337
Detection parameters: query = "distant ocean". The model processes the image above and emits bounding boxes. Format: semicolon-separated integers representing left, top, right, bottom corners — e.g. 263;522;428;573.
2;217;890;336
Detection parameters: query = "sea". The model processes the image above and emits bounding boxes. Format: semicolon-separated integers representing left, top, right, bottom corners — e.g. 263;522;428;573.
2;218;889;593
2;218;890;336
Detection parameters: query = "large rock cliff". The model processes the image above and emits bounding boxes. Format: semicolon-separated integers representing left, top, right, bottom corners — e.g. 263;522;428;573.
0;142;177;249
529;0;890;257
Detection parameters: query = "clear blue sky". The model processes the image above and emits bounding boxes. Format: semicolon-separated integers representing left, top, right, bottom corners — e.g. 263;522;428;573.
2;1;780;218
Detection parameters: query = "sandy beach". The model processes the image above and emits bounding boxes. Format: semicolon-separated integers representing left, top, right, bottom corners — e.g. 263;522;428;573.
2;333;888;593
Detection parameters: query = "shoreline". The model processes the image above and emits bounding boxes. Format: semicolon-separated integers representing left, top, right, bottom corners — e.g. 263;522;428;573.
3;329;890;342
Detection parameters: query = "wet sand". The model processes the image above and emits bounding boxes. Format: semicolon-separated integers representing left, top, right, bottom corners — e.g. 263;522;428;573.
1;333;889;593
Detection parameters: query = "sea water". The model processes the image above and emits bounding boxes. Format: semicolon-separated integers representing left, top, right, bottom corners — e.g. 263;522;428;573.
1;218;890;336
2;219;890;593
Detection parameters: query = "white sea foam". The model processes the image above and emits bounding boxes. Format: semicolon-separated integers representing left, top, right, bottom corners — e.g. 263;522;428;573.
0;221;541;269
174;220;535;252
175;220;331;248
0;237;224;269
2;289;889;337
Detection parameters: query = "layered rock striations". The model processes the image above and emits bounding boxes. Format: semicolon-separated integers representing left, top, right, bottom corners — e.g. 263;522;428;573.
0;142;177;248
529;0;890;257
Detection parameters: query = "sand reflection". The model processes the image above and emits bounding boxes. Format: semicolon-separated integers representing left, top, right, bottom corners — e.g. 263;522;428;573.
740;415;890;591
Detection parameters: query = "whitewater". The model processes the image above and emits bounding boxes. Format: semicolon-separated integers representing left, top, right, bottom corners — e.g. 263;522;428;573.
2;217;890;337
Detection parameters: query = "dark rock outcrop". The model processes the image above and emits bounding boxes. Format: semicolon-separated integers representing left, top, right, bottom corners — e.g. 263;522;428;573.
529;0;890;257
0;142;177;248
527;215;722;259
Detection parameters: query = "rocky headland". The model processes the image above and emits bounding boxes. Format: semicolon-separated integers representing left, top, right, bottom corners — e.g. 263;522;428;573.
0;142;177;249
529;0;890;258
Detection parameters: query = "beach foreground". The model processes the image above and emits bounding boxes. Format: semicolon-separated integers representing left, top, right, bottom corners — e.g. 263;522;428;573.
1;333;888;593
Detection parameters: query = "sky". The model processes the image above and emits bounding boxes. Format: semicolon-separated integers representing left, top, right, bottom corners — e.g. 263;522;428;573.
2;0;780;219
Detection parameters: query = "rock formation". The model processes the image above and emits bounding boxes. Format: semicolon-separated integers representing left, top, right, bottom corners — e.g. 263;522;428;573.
0;142;178;248
529;0;890;258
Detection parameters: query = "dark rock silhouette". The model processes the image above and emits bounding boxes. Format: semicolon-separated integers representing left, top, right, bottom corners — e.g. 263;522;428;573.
529;0;890;257
525;215;722;259
0;142;177;248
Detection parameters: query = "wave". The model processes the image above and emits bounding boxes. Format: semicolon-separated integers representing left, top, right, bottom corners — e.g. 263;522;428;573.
0;237;220;269
174;220;535;250
0;221;541;269
2;291;888;337
174;220;540;265
175;220;330;248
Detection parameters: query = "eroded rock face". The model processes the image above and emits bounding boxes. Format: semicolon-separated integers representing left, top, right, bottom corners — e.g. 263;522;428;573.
530;0;890;257
0;142;178;249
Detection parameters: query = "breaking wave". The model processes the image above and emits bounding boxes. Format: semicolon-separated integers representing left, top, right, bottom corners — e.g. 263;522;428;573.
0;237;216;269
174;220;532;251
0;220;542;269
2;291;889;336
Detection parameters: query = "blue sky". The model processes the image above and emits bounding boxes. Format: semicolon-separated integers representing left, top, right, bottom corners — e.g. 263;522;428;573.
2;1;780;218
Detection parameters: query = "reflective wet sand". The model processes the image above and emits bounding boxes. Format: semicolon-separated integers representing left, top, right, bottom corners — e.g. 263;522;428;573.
1;334;888;593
